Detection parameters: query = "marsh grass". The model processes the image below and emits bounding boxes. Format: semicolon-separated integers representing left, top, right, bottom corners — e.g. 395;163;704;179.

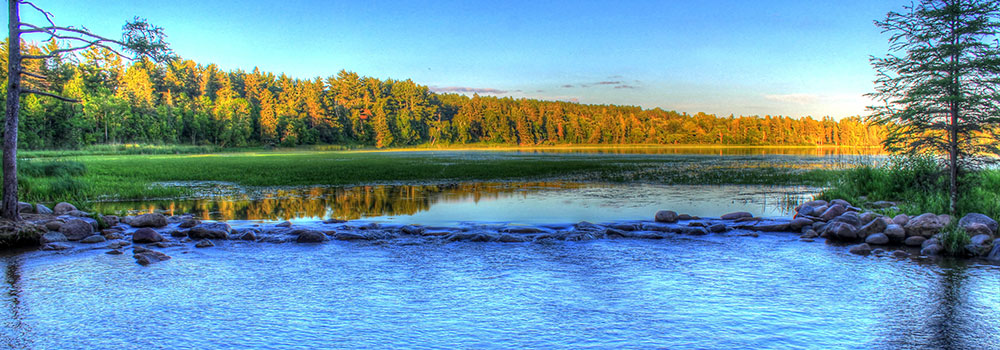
819;155;1000;218
15;149;845;204
941;224;971;256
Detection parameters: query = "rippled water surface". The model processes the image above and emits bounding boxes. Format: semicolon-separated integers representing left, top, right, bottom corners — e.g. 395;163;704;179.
2;235;998;349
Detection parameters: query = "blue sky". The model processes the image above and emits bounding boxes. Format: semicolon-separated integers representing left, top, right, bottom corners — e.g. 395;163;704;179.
15;0;900;119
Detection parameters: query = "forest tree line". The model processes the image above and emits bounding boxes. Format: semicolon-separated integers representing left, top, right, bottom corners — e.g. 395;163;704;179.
1;41;885;149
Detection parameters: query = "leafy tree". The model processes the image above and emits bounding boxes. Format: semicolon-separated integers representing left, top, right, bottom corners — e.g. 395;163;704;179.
869;0;1000;213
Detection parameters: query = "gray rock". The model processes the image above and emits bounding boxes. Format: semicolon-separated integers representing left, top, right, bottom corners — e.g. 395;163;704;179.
106;249;123;255
789;217;814;231
856;217;888;239
859;212;879;225
865;233;889;245
188;223;232;240
937;214;952;227
130;213;168;228
80;235;106;244
826;221;859;241
400;225;425;235
58;219;94;241
17;202;33;213
811;205;829;217
849;243;872;255
133;250;171;265
683;227;709;235
904;213;946;238
294;230;327;243
238;231;257;241
920;244;943;256
820;205;847;221
654;210;679;223
721;212;753;220
501;226;546;234
831;199;852;208
987;244;1000;261
801;200;828;208
884;224;906;242
53;202;77;215
963;223;992;237
959;213;997;236
893;214;910;226
708;223;727;233
41;242;71;251
333;231;368;241
40;231;67;244
276;221;292;228
34;204;53;214
904;236;927;247
800;230;819;239
102;215;120;227
169;230;187;237
830;211;863;227
970;234;993;246
44;221;63;231
132;228;164;243
891;250;909;258
964;243;991;257
498;234;527;243
677;214;694;221
195;239;214;248
179;219;201;229
795;205;816;218
65;210;90;218
922;237;940;249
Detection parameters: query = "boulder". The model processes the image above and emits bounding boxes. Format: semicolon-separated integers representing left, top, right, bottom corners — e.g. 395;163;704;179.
849;243;872;255
958;213;997;236
922;237;940;249
720;212;753;220
794;205;816;218
400;225;426;235
654;210;678;223
891;250;909;258
987;244;1000;261
130;213;168;228
80;235;106;244
65;210;91;218
677;214;694;221
920;244;943;256
856;217;888;239
819;205;847;221
276;221;292;228
195;239;214;248
294;230;326;243
236;230;257;241
498;234;527;243
884;224;907;243
893;214;910;226
333;231;368;241
188;223;232;240
34;204;53;215
132;228;164;243
53;202;77;215
859;212;879;225
801;200;828;208
800;230;819;239
811;205;829;217
41;242;71;251
789;217;814;231
904;213;946;238
58;219;94;241
825;221;859;241
133;250;171;266
44;221;63;231
904;236;927;247
708;223;727;233
179;219;201;229
970;234;993;247
102;215;120;227
17;202;33;213
40;231;68;244
830;199;852;208
865;233;890;245
830;212;863;228
937;214;952;227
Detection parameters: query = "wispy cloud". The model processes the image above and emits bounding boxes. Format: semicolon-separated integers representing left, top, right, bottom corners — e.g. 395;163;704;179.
763;93;820;105
561;84;574;88
430;86;508;94
613;84;637;89
594;81;622;85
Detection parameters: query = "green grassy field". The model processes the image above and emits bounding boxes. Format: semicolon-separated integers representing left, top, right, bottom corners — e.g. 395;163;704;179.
17;147;846;204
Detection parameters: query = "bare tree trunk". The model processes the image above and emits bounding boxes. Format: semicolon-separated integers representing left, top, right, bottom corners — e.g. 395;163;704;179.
2;0;21;221
949;103;959;215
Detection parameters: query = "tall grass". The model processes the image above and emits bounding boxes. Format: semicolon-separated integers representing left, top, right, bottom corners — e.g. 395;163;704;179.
819;154;1000;218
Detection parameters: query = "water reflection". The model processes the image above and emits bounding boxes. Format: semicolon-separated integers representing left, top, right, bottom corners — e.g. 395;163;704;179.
1;256;29;349
474;145;884;156
90;182;815;224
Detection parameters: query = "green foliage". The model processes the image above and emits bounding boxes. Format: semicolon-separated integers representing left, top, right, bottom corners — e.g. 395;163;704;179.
941;224;971;256
90;212;109;230
820;155;1000;218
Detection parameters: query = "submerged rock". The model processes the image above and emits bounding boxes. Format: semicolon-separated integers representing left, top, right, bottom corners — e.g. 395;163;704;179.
179;219;201;229
333;231;368;241
40;231;68;244
294;230;326;243
865;233;889;245
849;243;872;255
80;235;107;244
720;212;753;220
41;242;71;251
276;221;292;228
189;223;232;239
133;250;171;265
920;244;943;256
904;236;927;247
195;239;215;248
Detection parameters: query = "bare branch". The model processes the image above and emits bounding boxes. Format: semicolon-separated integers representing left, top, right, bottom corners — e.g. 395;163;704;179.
19;71;46;80
20;1;56;28
21;89;80;103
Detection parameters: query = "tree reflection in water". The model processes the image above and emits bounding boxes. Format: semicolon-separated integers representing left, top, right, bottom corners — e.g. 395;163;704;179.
92;182;586;221
1;256;30;348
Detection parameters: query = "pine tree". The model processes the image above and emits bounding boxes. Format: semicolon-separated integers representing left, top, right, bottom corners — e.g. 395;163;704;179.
869;0;1000;213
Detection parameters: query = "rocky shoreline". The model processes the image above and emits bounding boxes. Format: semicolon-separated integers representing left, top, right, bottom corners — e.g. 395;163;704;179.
4;199;1000;266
